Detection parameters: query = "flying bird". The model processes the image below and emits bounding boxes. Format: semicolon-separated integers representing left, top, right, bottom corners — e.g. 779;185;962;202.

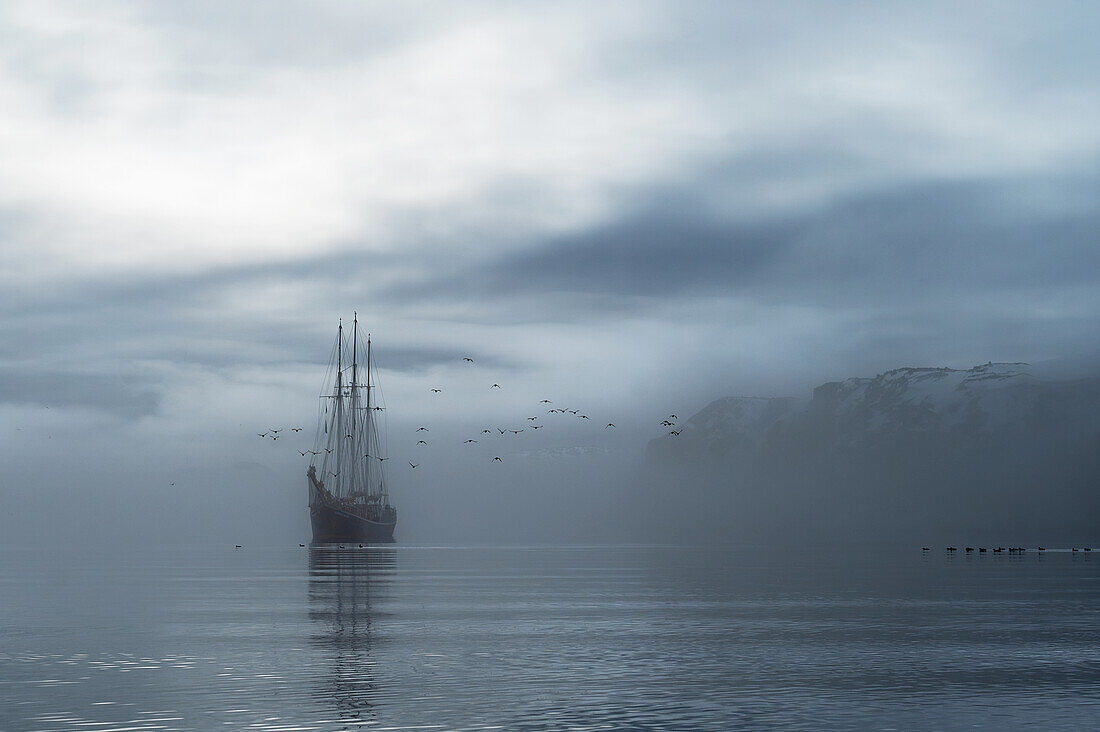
325;448;334;454
540;399;552;404
510;429;523;434
309;451;321;456
490;384;501;389
669;430;681;436
416;427;429;432
605;423;615;429
668;414;678;419
409;462;419;469
527;416;538;421
416;440;427;445
497;428;506;435
291;428;303;432
430;388;442;393
298;450;307;456
271;435;279;440
269;429;282;434
579;415;589;420
492;456;503;462
463;357;474;362
532;425;543;430
482;429;492;434
464;439;478;443
257;432;267;437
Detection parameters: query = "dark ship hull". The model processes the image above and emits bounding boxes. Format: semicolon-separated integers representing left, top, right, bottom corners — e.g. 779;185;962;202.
310;502;396;544
309;469;396;544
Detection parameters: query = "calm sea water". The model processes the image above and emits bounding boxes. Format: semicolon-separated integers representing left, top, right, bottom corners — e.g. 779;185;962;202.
1;544;1098;731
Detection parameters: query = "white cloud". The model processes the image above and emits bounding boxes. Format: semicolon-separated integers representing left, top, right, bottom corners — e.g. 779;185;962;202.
3;1;1099;290
0;2;723;283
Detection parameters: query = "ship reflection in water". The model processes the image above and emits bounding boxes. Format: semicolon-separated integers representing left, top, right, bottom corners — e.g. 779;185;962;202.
308;546;396;728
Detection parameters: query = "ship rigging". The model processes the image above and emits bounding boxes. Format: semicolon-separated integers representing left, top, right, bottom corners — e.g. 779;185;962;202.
307;314;397;543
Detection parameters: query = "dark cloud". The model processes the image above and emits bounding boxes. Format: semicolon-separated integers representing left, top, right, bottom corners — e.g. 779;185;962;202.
757;175;1100;304
300;171;1097;408
377;172;1100;336
481;215;794;297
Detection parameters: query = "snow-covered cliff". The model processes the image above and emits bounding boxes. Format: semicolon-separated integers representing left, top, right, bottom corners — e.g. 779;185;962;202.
641;363;1100;543
649;362;1097;459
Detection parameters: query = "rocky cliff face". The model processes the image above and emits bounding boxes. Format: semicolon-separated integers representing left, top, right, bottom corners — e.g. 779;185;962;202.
641;363;1100;544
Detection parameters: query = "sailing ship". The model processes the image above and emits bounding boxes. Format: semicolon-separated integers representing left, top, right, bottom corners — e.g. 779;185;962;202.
307;314;397;544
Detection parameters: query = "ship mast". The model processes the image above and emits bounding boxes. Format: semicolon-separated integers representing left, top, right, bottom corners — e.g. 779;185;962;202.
367;334;389;504
312;315;390;507
355;313;368;498
335;318;344;497
365;331;374;498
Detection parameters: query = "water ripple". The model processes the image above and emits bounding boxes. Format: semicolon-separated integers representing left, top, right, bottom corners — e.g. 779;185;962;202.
1;546;1098;730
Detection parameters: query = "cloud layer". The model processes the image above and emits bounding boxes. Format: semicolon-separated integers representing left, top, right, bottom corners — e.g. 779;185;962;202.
1;1;1099;544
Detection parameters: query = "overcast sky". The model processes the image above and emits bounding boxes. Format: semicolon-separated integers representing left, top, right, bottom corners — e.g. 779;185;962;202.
2;2;1098;544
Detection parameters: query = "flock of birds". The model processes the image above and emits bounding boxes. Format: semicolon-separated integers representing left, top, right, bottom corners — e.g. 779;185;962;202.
924;546;1092;553
254;355;685;469
405;357;680;466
